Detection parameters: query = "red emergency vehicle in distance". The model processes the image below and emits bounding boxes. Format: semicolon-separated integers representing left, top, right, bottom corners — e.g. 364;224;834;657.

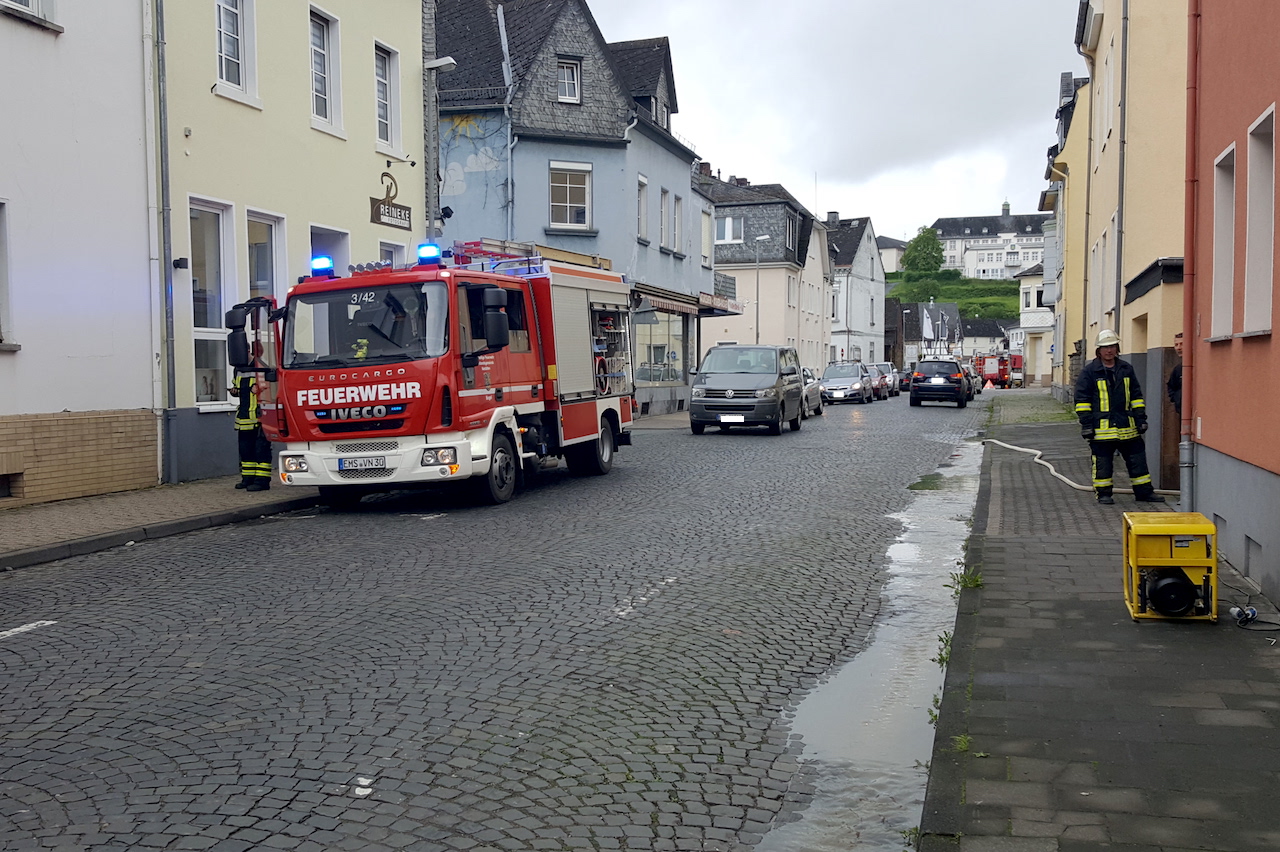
225;240;635;507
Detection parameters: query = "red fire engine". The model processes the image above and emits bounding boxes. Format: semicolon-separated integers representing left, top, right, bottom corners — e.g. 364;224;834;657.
224;240;635;506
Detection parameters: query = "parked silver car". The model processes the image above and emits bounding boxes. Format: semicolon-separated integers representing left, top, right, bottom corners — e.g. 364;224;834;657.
820;361;875;404
875;362;902;397
801;366;824;418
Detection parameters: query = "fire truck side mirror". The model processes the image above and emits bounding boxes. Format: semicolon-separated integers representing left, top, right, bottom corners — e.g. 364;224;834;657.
483;288;510;350
224;307;251;369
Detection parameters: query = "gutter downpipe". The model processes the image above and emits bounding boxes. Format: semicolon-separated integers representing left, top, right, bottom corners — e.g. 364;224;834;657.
156;0;179;484
1075;4;1096;376
1114;0;1130;329
1181;0;1201;509
497;4;517;241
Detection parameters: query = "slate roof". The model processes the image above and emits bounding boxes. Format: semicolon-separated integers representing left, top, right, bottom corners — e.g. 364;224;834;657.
437;0;508;105
876;235;907;250
930;213;1051;239
961;318;1016;339
826;217;872;267
608;37;677;112
1013;262;1045;278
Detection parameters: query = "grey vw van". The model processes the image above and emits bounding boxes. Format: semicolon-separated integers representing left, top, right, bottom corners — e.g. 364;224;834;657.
688;345;804;435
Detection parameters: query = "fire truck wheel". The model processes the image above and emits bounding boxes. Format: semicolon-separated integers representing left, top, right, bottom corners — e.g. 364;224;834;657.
475;433;517;504
567;417;614;476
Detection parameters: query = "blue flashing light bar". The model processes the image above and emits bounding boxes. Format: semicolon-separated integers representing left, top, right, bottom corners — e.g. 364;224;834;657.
311;255;335;273
417;243;443;263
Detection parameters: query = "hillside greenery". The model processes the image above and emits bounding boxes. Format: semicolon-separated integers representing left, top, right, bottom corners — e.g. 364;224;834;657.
887;271;1020;320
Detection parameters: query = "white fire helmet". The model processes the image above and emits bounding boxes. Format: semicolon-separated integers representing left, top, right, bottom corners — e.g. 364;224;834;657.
1095;329;1121;348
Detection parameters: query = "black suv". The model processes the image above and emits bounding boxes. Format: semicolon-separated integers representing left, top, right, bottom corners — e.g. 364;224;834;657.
909;358;968;408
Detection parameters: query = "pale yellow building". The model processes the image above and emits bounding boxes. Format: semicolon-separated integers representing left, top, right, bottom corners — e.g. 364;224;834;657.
162;1;426;480
1064;0;1186;487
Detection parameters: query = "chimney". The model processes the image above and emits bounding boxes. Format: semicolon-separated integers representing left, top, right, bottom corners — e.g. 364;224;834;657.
1001;200;1011;216
698;161;711;176
826;211;840;226
735;177;750;187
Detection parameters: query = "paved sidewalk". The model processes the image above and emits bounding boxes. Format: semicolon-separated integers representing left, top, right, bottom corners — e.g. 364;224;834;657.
921;390;1280;851
0;477;319;571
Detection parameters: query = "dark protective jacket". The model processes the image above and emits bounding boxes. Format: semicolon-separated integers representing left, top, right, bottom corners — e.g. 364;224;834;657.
1074;357;1146;441
233;372;260;431
1167;363;1182;414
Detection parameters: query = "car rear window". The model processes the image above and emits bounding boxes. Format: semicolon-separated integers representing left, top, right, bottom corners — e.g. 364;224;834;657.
915;361;959;377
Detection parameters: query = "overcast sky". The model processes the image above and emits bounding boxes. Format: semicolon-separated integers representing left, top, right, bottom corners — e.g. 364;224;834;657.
588;0;1086;242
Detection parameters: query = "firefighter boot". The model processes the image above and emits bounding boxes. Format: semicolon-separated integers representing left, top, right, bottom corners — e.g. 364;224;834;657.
245;478;270;492
1096;488;1115;505
235;478;250;489
1134;487;1166;503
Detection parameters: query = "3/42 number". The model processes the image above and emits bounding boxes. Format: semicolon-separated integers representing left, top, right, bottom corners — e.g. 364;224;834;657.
350;291;379;304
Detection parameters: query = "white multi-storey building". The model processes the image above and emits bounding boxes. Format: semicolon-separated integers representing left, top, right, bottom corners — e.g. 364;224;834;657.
933;203;1051;280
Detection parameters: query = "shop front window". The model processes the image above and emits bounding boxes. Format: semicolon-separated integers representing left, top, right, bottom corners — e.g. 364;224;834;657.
634;309;685;384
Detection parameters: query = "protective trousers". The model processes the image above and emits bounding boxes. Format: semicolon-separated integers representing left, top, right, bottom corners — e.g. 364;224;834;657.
1090;436;1154;498
238;427;272;485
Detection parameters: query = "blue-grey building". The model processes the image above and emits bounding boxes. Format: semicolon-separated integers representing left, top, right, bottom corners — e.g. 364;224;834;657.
436;0;732;415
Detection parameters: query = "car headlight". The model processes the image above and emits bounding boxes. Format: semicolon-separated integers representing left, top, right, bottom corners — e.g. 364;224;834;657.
755;388;778;399
691;387;706;398
281;455;309;473
421;447;457;466
852;382;862;390
819;385;826;392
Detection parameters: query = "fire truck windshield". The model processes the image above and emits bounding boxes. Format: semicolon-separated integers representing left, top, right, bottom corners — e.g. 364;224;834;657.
283;282;448;368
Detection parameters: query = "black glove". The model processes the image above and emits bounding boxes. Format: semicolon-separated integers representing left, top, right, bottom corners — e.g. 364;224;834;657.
1137;421;1148;435
1081;426;1095;440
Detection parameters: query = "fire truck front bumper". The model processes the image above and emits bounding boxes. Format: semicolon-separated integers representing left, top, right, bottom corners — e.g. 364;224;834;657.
276;438;477;488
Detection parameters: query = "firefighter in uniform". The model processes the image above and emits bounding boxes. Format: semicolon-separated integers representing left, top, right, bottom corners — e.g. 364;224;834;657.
1074;329;1165;505
230;367;272;491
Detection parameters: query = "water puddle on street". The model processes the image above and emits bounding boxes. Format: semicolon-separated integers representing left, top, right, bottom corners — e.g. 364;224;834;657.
756;440;982;852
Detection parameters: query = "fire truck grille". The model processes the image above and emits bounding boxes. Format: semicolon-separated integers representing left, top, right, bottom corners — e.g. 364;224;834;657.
337;468;395;480
317;419;404;434
334;441;399;453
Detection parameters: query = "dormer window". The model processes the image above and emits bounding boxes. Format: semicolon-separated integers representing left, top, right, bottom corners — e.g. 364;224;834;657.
658;102;669;129
557;58;581;103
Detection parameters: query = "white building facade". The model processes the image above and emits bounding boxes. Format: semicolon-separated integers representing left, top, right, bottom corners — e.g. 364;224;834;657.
934;203;1051;280
826;214;886;364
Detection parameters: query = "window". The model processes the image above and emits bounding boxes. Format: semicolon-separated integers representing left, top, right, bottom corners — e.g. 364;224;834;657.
634;311;684;383
214;0;258;106
715;216;743;243
1212;147;1236;337
637;176;648;242
673;196;683;254
310;10;343;133
247;216;277;300
379;242;405;267
190;203;235;406
701;211;712;267
1245;109;1274;333
374;45;401;150
785;214;797;250
658;102;669;129
787;275;797;307
659;189;669;247
549;162;591;228
0;201;9;345
557;59;581;103
217;0;243;86
505;290;531;353
1023;291;1031;309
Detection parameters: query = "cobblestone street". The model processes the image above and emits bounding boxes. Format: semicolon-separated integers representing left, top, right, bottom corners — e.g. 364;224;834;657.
1;396;986;852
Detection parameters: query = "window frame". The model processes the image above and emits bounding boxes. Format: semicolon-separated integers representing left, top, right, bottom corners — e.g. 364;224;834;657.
548;161;592;230
714;215;743;244
309;7;345;138
659;189;670;248
0;0;61;31
673;195;683;256
1244;106;1274;334
246;211;284;302
189;198;239;410
1211;145;1237;338
636;175;648;243
0;200;11;347
557;58;582;104
373;43;403;154
213;0;261;109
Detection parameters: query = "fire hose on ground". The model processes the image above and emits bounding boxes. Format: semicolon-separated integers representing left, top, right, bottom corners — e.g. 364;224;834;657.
982;438;1180;498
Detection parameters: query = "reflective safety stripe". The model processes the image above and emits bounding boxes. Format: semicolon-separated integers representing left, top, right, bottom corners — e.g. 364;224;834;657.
1097;379;1110;417
1094;426;1139;441
1075;402;1092;413
1132;474;1152;486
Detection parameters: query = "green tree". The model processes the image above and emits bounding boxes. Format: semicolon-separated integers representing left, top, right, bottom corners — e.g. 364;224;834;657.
902;226;944;273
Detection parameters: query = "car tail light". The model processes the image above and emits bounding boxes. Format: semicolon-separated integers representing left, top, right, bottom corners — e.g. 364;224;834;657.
951;373;964;379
